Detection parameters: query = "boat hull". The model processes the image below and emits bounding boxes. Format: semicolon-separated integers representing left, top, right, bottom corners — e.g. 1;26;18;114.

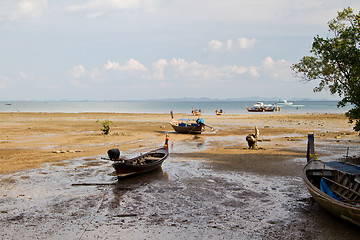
112;147;168;178
303;160;360;227
246;108;263;112
170;123;203;134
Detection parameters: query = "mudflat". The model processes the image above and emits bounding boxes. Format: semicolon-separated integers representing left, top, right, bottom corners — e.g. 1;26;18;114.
1;112;360;239
0;112;357;175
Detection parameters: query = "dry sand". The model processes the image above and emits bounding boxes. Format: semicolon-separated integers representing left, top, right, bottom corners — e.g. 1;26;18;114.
0;112;357;175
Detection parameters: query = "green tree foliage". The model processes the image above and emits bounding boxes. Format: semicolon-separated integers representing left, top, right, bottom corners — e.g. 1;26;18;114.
292;7;360;131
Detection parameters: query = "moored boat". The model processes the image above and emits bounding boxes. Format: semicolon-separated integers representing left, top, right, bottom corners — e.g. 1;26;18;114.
215;109;223;115
303;134;360;227
246;102;279;112
170;111;205;134
191;108;202;116
276;99;293;106
245;102;265;112
107;135;169;179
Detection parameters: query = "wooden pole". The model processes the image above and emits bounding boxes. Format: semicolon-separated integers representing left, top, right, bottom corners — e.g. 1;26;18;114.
307;133;315;162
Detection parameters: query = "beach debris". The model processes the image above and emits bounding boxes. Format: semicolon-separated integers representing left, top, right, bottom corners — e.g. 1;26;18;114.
71;182;119;186
246;126;259;149
52;150;82;153
113;214;138;218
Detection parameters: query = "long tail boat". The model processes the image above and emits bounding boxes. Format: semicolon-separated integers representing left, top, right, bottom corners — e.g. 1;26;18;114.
303;134;360;227
169;110;205;134
106;135;169;179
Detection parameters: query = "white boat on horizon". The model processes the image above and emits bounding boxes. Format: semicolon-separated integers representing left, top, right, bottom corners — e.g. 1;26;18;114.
276;99;293;106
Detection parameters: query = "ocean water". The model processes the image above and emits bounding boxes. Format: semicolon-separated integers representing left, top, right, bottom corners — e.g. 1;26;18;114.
0;100;351;114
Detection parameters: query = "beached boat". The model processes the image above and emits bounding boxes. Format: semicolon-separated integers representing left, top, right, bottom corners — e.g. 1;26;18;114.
215;109;223;115
303;134;360;227
107;135;169;178
170;111;205;134
191;108;202;116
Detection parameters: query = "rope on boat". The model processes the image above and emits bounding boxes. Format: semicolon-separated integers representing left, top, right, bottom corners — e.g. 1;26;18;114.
187;126;197;134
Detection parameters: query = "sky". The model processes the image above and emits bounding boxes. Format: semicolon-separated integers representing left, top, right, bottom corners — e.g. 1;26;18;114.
0;0;359;101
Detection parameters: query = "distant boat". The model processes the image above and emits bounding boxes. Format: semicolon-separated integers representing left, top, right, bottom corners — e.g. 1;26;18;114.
106;135;169;179
215;109;223;115
276;99;293;106
170;111;205;134
245;102;265;112
191;108;202;116
303;134;360;227
245;102;277;112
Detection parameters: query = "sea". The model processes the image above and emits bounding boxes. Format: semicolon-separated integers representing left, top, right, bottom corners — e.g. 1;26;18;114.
0;100;351;115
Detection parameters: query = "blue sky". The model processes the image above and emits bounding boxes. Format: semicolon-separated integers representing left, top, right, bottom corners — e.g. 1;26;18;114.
0;0;359;101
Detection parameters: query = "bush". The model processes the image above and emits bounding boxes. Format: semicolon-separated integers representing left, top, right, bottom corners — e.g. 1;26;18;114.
97;120;112;135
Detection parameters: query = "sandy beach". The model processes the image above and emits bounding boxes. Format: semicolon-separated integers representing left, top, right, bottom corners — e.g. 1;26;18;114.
0;112;357;175
1;112;360;239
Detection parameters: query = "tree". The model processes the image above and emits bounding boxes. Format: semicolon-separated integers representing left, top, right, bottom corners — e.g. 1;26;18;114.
291;7;360;132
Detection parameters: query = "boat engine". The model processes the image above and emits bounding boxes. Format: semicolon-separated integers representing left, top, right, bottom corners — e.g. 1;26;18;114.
107;148;120;160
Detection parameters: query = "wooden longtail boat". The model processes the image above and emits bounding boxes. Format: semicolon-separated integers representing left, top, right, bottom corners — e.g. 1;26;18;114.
191;108;202;116
169;110;205;134
303;134;360;227
246;102;278;112
215;109;223;115
107;135;169;179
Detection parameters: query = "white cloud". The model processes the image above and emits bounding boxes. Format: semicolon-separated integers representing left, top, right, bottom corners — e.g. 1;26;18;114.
68;55;293;88
248;66;260;77
104;59;147;72
262;56;275;69
226;66;247;75
208;37;257;52
261;56;292;81
122;58;147;71
0;0;48;21
68;0;161;18
152;59;168;79
208;40;223;52
167;58;251;82
69;65;86;79
237;37;256;50
168;58;214;80
104;61;120;70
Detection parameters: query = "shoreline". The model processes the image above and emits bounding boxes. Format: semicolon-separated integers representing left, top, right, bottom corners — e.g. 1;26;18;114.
0;112;357;175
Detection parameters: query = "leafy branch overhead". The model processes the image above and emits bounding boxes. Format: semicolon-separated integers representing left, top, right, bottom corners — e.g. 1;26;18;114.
292;7;360;131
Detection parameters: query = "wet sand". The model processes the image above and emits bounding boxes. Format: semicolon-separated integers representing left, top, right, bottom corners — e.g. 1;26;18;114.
1;112;360;239
0;112;357;175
